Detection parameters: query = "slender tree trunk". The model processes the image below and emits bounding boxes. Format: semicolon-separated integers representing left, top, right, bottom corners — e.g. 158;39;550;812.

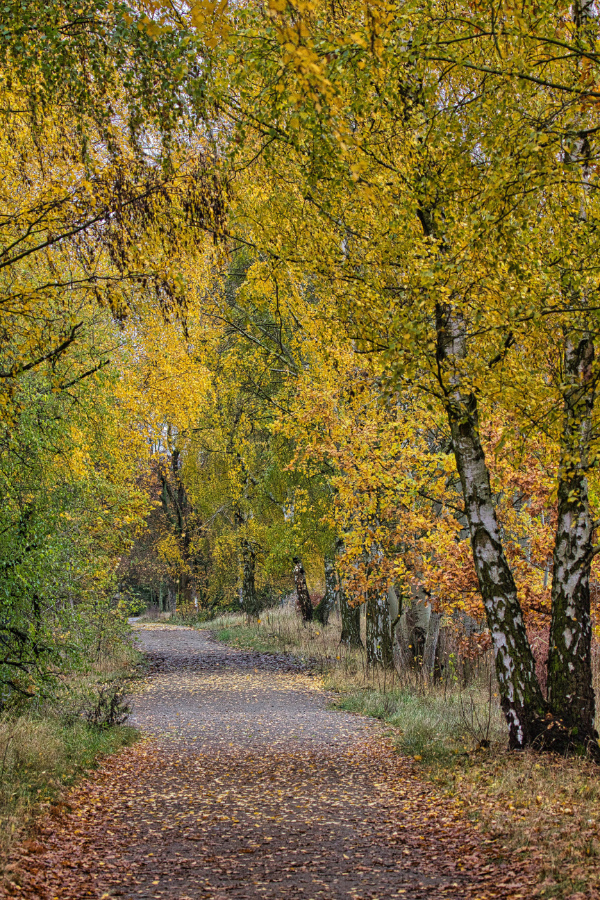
168;582;177;613
423;611;442;679
437;302;547;748
391;590;412;669
547;329;598;748
314;555;337;625
340;589;362;647
293;557;313;622
240;538;258;618
180;572;192;605
546;9;599;751
366;589;394;668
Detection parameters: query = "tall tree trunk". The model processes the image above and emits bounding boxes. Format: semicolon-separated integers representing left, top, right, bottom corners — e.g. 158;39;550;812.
240;538;258;618
547;329;598;749
546;0;599;750
314;555;337;625
340;589;362;647
180;572;193;605
366;589;394;668
293;557;313;622
423;611;442;679
437;301;547;748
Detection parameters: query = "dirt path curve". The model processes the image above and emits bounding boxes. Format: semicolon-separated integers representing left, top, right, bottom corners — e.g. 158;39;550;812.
2;626;531;900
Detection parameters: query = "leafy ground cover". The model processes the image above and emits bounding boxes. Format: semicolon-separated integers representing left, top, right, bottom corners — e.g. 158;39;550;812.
196;607;600;900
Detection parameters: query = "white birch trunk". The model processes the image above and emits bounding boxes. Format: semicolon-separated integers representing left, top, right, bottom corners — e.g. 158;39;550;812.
436;301;546;747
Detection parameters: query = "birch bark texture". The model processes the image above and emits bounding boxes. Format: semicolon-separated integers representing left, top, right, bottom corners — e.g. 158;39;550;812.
436;301;547;748
340;589;362;647
314;555;337;625
363;535;394;667
422;611;442;679
366;590;394;668
546;0;599;750
548;326;597;743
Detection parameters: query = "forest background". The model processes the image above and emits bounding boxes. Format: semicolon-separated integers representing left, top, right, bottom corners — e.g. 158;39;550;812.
3;0;600;867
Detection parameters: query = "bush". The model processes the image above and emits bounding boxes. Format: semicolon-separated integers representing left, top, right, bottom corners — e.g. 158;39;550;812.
82;682;131;729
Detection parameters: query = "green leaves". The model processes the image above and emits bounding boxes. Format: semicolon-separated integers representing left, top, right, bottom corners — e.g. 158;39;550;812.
0;0;204;138
0;341;150;704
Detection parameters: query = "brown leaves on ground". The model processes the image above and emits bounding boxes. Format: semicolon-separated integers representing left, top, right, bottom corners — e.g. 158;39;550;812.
449;750;600;900
1;741;535;900
1;627;537;900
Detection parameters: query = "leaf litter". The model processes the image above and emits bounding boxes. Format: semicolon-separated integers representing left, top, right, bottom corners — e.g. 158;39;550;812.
1;626;535;899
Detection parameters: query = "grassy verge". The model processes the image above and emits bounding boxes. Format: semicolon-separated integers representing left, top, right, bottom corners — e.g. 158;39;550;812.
198;606;600;899
0;718;138;856
447;750;600;898
0;638;142;862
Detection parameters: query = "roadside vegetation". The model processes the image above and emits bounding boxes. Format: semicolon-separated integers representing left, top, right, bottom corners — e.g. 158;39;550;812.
0;634;141;860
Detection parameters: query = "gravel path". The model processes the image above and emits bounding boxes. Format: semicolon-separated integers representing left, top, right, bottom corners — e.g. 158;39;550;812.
130;626;378;751
2;626;530;900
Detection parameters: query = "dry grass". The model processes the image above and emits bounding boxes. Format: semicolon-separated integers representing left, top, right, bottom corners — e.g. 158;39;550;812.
0;637;142;863
201;605;600;900
0;716;137;859
93;638;141;675
204;606;345;668
448;751;600;898
135;609;174;624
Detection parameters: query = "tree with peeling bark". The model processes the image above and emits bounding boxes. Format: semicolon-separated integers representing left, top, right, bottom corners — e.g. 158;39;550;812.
435;303;548;747
313;555;337;625
366;587;394;670
545;0;599;750
340;593;363;649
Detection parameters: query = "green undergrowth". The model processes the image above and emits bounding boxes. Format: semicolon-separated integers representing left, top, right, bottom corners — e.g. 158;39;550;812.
331;685;506;764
